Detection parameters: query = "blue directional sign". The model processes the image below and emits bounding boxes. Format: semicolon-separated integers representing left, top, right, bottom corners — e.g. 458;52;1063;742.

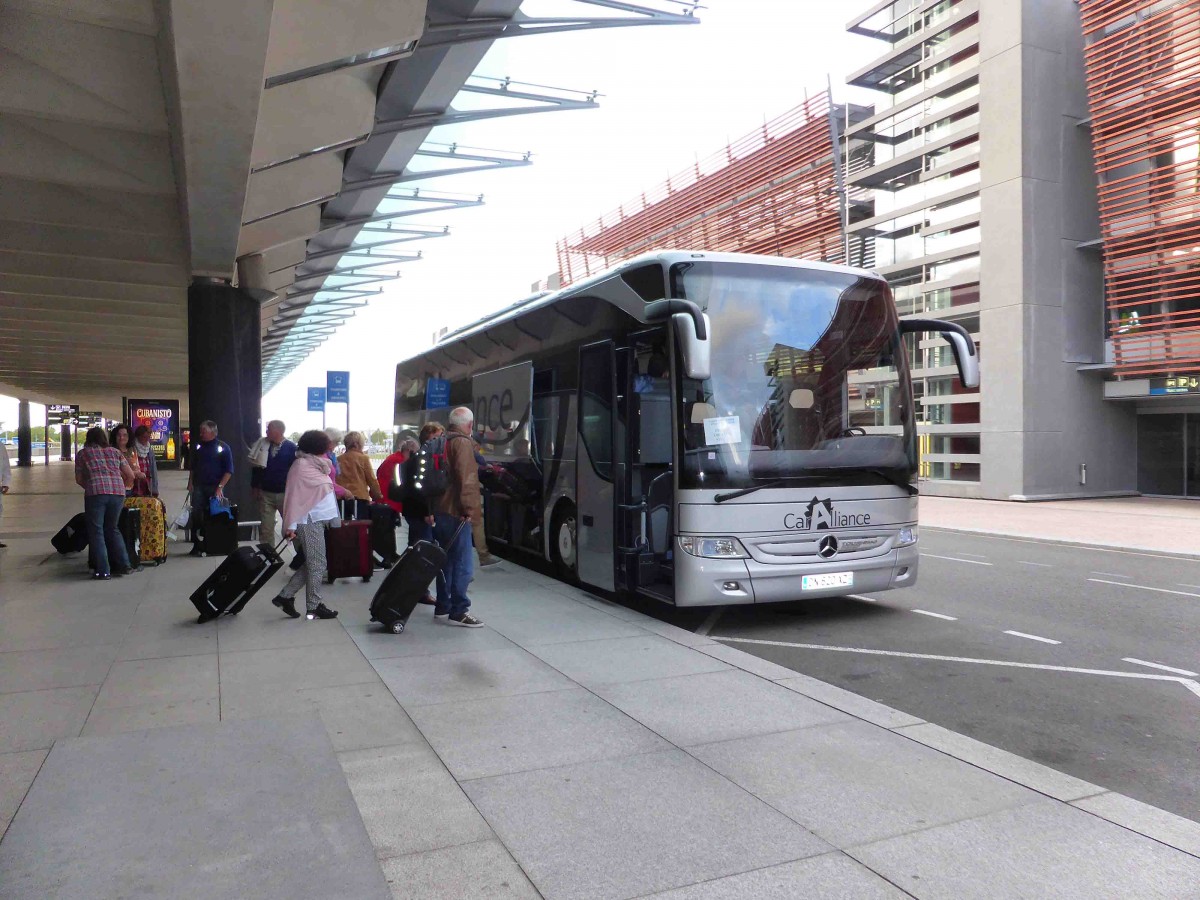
326;371;350;403
425;377;451;410
307;387;327;412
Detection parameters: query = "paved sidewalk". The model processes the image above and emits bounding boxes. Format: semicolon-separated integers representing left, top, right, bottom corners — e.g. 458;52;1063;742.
1;465;1200;897
920;494;1200;557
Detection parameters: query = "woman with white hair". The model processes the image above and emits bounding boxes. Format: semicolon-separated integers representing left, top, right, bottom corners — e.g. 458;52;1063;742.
324;427;343;478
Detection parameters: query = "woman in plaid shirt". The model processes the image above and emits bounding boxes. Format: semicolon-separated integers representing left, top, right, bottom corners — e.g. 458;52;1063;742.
74;427;137;580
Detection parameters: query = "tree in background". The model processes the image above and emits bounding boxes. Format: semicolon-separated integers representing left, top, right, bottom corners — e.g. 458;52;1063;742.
1;426;51;443
369;429;389;447
289;432;301;443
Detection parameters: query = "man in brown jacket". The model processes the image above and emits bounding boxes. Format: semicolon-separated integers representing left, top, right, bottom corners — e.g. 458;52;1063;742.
429;406;484;626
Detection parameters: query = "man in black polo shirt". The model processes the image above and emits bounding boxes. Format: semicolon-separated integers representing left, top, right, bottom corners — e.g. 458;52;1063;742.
185;420;233;556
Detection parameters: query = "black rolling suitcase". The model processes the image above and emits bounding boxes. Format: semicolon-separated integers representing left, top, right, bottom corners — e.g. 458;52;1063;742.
369;541;445;634
194;504;239;557
190;542;285;624
369;521;466;634
368;503;398;568
52;513;89;554
116;507;140;568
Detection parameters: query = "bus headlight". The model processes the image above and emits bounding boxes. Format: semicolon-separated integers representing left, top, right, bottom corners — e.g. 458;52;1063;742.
679;536;750;559
896;526;918;547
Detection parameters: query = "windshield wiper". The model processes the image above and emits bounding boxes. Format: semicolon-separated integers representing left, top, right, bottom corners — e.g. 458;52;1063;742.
713;469;917;503
714;479;786;503
861;468;919;496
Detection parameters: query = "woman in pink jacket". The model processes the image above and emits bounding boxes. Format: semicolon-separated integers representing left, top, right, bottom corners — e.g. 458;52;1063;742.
269;430;342;620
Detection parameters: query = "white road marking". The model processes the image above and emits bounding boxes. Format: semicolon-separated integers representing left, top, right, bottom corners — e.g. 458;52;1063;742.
923;529;1195;562
1004;630;1061;645
1091;572;1131;579
712;637;1178;680
711;637;1200;702
956;552;990;560
695;607;725;638
913;609;958;621
1179;585;1200;591
1018;561;1054;568
1089;579;1200;599
921;553;993;566
847;593;878;603
1123;658;1200;678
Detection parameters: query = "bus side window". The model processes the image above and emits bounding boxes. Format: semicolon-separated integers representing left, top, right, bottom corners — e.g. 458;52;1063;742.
531;397;549;464
637;392;673;465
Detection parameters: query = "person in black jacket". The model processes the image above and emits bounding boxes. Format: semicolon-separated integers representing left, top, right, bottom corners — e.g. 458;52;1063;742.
401;422;444;606
186;421;233;556
250;419;296;548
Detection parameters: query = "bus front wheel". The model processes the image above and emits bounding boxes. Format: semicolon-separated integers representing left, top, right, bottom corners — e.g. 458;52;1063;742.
551;503;578;583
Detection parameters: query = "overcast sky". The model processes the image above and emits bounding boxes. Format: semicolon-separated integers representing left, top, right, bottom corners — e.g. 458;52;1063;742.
0;2;875;437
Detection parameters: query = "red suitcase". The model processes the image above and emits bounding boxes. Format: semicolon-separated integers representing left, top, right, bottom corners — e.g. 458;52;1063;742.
324;520;373;583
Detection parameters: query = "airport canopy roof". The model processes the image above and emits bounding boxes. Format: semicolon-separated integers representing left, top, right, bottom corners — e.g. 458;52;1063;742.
0;0;697;418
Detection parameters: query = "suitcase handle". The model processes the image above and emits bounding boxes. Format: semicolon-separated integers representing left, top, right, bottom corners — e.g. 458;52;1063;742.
434;518;471;549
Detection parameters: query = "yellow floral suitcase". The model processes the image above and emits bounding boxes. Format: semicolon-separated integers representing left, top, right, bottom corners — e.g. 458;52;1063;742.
123;497;168;564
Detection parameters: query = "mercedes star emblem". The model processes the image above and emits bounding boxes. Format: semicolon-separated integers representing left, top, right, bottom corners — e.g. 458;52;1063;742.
817;536;839;559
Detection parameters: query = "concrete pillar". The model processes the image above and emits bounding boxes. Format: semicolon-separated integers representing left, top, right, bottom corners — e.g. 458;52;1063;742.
16;400;31;467
187;277;262;508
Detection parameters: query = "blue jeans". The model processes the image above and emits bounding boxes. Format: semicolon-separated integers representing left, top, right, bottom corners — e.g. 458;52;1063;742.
433;514;473;618
85;494;130;576
404;516;433;548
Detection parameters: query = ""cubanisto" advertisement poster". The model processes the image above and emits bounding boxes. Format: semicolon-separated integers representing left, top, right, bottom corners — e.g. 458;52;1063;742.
126;399;180;468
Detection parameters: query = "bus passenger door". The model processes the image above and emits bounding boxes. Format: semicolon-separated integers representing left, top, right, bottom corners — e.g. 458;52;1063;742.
620;331;675;602
576;341;616;590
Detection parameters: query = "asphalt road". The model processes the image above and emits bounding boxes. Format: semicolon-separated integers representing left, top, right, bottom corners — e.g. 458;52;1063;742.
660;531;1200;824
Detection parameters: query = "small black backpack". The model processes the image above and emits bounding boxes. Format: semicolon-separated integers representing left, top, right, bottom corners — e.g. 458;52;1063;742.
410;434;450;501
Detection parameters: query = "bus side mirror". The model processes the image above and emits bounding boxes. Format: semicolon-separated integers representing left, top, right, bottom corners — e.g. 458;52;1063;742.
672;312;711;381
899;318;979;389
645;298;711;381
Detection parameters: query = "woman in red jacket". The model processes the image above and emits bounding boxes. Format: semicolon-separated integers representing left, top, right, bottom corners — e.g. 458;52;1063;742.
375;438;417;518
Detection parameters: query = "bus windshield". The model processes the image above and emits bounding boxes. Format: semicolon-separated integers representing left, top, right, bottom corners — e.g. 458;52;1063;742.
671;261;917;491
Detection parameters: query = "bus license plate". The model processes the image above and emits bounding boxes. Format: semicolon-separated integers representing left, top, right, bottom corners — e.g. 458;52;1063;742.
802;572;854;591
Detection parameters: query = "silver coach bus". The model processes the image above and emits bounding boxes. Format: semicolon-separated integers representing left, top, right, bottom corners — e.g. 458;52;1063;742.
394;251;978;607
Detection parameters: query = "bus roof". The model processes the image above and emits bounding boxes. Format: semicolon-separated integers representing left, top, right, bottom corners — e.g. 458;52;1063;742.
436;250;880;346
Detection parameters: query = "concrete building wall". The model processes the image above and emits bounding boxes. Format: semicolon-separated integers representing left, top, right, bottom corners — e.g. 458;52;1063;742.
978;0;1135;499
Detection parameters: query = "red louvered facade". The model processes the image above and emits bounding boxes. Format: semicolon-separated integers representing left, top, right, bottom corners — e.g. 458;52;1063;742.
1082;0;1200;376
555;93;851;286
